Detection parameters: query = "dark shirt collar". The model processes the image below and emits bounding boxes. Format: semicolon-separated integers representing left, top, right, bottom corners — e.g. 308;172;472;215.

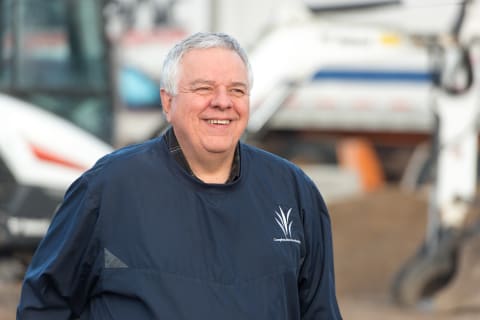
164;127;240;183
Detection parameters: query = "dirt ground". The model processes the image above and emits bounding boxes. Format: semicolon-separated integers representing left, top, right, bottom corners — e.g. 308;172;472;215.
2;185;480;319
330;186;480;319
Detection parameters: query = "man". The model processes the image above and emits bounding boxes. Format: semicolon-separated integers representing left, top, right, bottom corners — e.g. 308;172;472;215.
17;32;342;319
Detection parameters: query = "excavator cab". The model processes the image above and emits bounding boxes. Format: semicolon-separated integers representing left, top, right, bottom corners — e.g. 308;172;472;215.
0;0;113;257
0;0;113;141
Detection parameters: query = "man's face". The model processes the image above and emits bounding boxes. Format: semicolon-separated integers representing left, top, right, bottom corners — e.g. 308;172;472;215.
161;48;250;159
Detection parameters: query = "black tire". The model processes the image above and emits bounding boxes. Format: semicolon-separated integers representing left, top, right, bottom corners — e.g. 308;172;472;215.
391;229;461;308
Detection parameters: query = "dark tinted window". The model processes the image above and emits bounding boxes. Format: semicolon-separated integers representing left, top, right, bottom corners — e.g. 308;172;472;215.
0;0;112;141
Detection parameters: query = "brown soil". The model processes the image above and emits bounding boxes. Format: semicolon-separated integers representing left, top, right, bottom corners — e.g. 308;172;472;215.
331;185;428;298
2;186;480;319
330;186;480;319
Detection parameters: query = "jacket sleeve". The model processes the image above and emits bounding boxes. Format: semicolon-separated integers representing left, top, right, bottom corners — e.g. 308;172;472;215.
17;174;103;320
298;180;342;320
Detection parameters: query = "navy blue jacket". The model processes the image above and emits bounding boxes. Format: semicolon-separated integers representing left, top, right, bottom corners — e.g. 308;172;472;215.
17;135;342;319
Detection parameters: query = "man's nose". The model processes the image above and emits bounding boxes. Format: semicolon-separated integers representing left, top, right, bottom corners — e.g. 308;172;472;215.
210;87;233;109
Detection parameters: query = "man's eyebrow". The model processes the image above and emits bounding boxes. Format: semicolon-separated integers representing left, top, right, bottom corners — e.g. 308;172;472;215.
189;79;215;87
230;81;248;88
188;79;248;88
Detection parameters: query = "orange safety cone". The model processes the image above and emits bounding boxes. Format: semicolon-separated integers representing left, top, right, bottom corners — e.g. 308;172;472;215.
337;138;385;192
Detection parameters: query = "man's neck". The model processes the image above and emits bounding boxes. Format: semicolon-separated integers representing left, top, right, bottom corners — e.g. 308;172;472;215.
184;149;235;184
165;127;239;184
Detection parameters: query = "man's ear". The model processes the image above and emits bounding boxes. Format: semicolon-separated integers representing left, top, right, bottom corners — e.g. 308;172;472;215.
160;88;173;122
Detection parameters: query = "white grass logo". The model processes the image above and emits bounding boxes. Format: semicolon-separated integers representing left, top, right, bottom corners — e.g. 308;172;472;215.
273;206;301;244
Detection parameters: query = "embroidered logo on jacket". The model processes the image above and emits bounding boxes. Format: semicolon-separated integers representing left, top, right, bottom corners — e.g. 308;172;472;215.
273;206;301;244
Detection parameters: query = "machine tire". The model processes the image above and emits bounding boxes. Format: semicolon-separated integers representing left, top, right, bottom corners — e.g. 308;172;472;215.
391;230;461;308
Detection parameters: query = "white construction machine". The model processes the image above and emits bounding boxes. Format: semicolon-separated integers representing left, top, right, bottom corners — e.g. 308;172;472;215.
0;0;113;270
0;96;112;249
246;0;480;308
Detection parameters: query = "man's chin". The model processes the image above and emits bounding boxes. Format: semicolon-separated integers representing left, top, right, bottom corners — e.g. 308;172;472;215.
203;142;236;155
205;147;233;155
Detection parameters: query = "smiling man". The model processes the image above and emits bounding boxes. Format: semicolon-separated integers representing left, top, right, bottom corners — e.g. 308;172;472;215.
17;32;342;320
160;42;250;183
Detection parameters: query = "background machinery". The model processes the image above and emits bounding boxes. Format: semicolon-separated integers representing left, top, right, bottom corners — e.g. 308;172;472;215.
0;0;113;272
245;0;480;308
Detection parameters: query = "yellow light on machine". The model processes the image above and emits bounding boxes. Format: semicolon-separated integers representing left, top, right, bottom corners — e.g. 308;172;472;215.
380;33;401;46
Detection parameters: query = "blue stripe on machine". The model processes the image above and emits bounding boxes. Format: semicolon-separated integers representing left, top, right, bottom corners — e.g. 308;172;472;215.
312;69;435;82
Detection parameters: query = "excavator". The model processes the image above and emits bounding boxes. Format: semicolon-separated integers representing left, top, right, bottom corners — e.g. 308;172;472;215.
0;0;113;275
0;0;171;277
245;0;480;309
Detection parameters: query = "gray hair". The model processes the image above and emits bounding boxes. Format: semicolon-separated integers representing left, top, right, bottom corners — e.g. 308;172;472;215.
160;32;253;95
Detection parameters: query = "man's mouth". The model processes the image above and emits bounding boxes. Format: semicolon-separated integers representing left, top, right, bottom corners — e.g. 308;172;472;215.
207;119;231;125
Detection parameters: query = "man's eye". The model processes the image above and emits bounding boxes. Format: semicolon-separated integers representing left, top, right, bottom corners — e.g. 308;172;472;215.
230;88;246;97
194;87;213;94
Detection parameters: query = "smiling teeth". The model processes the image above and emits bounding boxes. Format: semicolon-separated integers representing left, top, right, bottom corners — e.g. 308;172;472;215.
208;119;230;125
